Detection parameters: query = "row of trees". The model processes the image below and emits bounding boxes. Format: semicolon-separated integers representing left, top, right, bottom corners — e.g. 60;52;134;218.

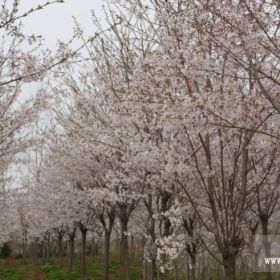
2;1;280;280
0;0;68;246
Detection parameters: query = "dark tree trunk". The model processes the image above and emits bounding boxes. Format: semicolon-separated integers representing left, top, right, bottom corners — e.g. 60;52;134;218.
159;270;169;280
119;228;123;264
99;208;115;280
223;255;236;280
68;234;75;272
121;220;130;280
130;235;134;260
42;240;46;264
252;234;259;280
253;257;258;280
186;254;190;280
115;229;120;261
240;255;247;280
80;228;87;276
159;253;169;280
33;238;38;260
23;229;27;264
57;233;63;266
104;231;110;280
151;257;157;280
190;254;196;280
46;235;50;263
262;218;272;280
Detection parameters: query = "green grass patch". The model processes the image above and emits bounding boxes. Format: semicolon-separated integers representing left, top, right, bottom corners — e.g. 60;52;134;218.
42;263;80;280
42;257;142;280
0;257;142;280
0;266;25;280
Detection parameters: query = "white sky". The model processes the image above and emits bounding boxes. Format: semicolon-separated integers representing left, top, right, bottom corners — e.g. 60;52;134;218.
20;0;104;50
16;0;106;104
9;1;105;188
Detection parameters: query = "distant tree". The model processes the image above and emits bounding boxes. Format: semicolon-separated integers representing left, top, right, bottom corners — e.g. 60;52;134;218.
0;242;11;259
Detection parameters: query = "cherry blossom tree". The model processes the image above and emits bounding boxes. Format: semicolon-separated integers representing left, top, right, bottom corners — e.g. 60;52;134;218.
5;2;280;280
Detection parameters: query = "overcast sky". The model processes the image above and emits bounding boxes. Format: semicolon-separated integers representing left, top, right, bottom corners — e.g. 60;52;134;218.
17;0;106;101
8;1;106;188
20;0;104;49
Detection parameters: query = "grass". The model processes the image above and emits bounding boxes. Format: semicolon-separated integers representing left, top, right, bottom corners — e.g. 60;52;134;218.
0;266;25;280
0;259;27;280
42;263;80;280
0;259;279;280
42;257;142;280
0;256;142;280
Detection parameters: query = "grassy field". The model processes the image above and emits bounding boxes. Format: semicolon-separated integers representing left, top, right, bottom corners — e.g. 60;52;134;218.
1;259;277;280
0;257;142;280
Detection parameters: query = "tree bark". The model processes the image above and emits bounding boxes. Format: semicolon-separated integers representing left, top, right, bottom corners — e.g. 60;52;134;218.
190;254;196;280
57;233;63;267
23;229;27;264
91;237;95;257
251;225;259;280
262;218;272;280
151;257;157;280
104;231;110;280
80;227;87;276
46;235;50;263
42;240;46;264
121;220;130;280
186;254;190;280
130;235;134;260
223;255;236;280
68;234;75;272
240;255;247;280
253;256;258;280
119;228;123;264
159;270;169;280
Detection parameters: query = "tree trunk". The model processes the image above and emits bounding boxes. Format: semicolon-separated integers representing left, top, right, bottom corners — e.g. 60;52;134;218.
57;234;63;267
251;225;259;280
186;254;190;280
33;238;38;260
143;259;147;280
42;240;46;264
262;218;272;280
223;255;236;280
174;260;179;280
46;235;50;263
159;270;169;280
151;257;157;280
253;256;258;280
104;231;111;280
130;235;134;260
190;254;196;280
91;236;98;257
68;235;75;272
240;255;247;280
121;220;130;280
81;228;87;276
158;253;169;280
118;228;122;264
23;229;27;264
141;236;145;263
